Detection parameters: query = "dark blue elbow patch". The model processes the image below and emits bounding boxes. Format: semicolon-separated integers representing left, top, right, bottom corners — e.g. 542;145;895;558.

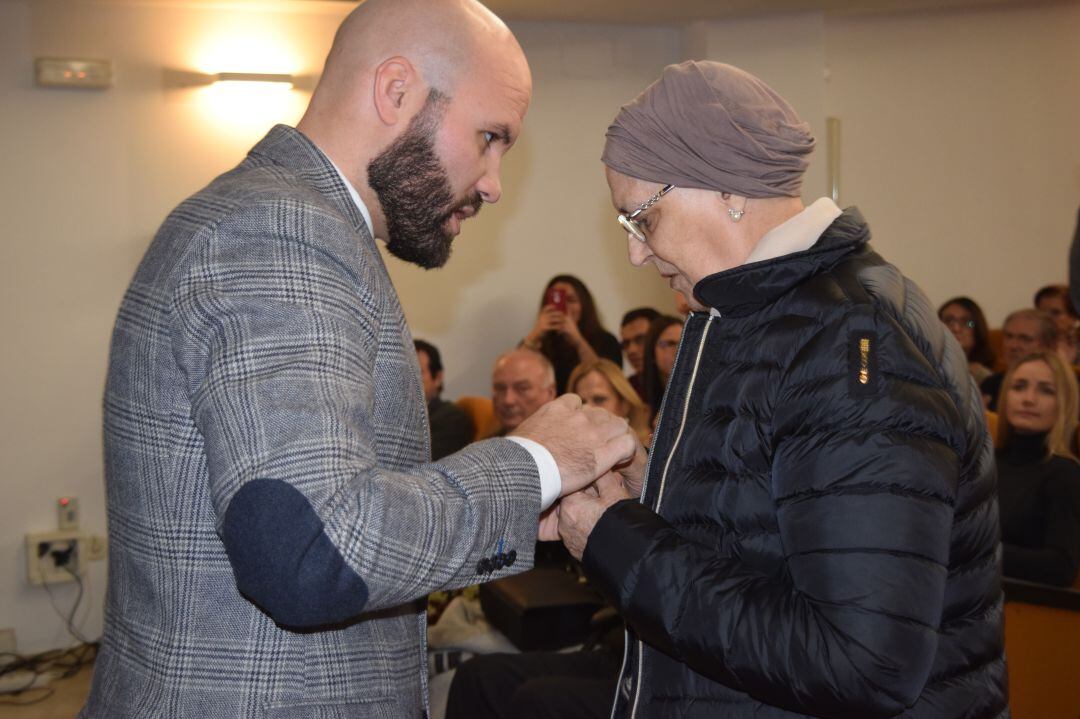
221;478;369;628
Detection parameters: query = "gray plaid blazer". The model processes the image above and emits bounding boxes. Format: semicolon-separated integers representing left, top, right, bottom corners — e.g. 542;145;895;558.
81;125;541;718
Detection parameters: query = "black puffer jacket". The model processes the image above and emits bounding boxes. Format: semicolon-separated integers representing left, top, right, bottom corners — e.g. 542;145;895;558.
584;209;1008;718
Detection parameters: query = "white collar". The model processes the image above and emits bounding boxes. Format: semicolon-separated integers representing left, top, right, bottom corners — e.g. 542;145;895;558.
742;197;842;265
327;158;375;239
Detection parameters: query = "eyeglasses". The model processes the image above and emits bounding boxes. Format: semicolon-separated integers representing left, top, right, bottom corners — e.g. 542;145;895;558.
942;316;976;330
617;184;675;242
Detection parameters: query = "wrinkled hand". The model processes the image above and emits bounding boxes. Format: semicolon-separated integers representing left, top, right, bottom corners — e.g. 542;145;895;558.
614;442;648;498
538;503;560;542
512;394;637;497
558;472;632;560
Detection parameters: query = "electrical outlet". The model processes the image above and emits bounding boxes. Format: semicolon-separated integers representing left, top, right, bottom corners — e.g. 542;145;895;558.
86;534;108;562
25;530;82;586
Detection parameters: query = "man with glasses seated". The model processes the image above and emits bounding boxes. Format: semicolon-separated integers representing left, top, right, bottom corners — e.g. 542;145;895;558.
553;61;1007;718
618;307;660;397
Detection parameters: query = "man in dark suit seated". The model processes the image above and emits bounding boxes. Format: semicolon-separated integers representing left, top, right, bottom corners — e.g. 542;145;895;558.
415;339;474;459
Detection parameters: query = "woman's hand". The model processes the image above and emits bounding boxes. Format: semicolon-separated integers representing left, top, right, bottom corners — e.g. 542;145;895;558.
556;309;586;346
525;305;563;348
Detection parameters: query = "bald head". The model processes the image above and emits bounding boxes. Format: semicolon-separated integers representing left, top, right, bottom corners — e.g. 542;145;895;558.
492;348;556;431
319;0;519;97
297;0;531;265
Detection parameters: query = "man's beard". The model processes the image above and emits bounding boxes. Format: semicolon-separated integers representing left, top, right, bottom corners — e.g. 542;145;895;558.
367;91;482;270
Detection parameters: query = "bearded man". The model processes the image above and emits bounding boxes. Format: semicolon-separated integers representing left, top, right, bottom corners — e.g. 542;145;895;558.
82;1;636;717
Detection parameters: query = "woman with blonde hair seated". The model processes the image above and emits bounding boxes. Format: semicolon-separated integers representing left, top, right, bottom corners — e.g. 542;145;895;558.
567;358;651;446
996;351;1080;587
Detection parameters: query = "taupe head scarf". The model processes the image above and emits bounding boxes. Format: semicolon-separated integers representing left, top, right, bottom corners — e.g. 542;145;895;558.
602;61;814;198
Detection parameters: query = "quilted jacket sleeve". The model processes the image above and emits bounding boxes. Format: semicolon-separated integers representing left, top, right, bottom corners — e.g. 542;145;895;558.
583;307;961;717
170;201;540;626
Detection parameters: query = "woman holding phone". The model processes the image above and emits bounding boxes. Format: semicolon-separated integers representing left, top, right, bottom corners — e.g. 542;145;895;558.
522;275;622;394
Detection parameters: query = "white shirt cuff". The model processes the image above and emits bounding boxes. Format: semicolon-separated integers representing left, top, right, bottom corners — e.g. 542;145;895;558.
506;436;561;511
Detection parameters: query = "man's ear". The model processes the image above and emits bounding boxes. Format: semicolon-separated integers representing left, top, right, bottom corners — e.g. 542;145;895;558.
372;56;419;127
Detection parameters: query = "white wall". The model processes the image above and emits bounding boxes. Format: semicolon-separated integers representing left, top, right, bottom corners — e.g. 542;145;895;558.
685;12;829;201
2;0;1079;656
685;3;1080;326
824;3;1080;325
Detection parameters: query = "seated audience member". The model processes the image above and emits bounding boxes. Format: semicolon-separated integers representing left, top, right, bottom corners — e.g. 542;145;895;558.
415;340;475;460
981;309;1057;410
1035;284;1079;364
568;358;651;446
641;315;684;421
523;275;622;394
996;351;1080;586
938;297;997;384
618;307;659;397
491;348;557;435
493;348;568;570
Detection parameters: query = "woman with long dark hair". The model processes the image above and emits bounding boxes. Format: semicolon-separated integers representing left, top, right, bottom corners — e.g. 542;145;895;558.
640;314;683;422
522;275;621;394
938;296;996;383
996;351;1080;586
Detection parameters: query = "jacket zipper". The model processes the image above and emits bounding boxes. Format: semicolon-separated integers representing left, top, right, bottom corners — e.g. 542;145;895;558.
611;312;717;719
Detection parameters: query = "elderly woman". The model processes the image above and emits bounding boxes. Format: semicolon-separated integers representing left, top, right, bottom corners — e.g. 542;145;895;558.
555;61;1006;718
996;351;1080;587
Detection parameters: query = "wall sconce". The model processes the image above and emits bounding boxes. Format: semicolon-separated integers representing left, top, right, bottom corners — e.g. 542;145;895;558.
214;72;294;87
163;69;303;89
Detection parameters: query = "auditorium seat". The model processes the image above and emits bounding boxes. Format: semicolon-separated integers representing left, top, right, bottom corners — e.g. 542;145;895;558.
455;395;500;440
1002;579;1080;718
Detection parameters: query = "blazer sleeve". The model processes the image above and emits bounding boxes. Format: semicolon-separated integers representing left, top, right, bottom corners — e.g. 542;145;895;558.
582;308;961;718
171;201;540;627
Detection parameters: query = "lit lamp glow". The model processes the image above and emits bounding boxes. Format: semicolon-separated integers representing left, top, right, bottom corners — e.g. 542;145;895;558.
213;72;294;88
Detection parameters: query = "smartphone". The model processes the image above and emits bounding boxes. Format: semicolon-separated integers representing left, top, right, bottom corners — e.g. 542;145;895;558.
544;286;567;313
